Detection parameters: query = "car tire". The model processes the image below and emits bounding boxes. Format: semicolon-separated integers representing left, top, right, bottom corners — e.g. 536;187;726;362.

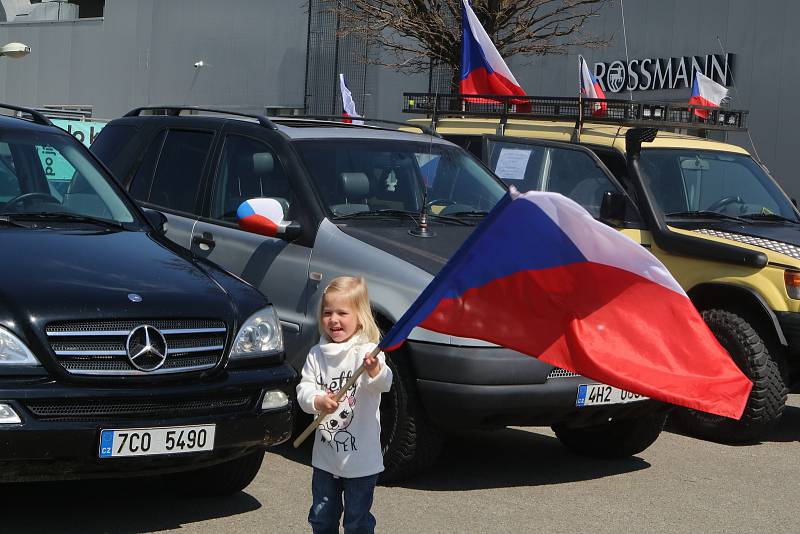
379;351;443;483
170;449;265;497
552;412;666;458
673;309;787;443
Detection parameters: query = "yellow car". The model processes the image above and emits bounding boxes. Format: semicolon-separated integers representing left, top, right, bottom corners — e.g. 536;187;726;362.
407;94;795;443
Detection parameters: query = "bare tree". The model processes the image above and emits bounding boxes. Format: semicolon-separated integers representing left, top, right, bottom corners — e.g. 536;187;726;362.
325;0;612;91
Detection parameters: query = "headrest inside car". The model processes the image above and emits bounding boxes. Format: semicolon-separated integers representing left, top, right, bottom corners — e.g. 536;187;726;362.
253;152;274;175
341;172;370;199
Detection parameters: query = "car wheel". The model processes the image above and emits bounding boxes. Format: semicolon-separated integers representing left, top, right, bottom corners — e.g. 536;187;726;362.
378;351;443;483
170;449;265;497
673;309;787;443
552;412;666;458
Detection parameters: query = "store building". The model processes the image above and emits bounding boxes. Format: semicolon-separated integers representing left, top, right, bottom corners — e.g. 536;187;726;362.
0;0;797;197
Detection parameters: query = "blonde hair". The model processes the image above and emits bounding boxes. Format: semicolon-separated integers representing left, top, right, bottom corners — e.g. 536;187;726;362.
319;276;381;344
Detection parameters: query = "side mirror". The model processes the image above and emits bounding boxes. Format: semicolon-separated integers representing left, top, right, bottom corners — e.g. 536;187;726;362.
143;209;168;235
599;191;627;223
237;198;301;240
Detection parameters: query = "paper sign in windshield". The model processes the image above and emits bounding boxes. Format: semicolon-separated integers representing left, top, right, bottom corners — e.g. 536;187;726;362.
494;148;532;181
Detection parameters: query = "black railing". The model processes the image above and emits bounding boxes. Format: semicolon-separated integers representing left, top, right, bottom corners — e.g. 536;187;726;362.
402;93;747;131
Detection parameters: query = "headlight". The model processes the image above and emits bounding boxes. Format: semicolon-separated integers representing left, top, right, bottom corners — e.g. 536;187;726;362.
0;326;41;366
230;306;283;360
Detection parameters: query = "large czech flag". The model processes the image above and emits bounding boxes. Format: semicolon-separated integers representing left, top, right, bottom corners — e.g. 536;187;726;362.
380;189;752;419
689;71;729;119
459;0;526;99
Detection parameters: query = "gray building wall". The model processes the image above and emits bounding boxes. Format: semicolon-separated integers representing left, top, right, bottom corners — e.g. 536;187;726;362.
0;0;797;198
0;0;308;118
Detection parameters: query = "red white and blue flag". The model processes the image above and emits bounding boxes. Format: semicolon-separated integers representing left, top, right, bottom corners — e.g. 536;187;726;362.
689;71;728;119
380;189;752;419
339;73;364;125
579;55;607;116
236;198;282;237
459;0;526;99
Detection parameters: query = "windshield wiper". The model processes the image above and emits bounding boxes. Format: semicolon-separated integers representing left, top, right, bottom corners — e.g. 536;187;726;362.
441;210;490;218
666;210;748;223
332;209;471;226
9;212;127;230
0;215;30;228
740;213;800;224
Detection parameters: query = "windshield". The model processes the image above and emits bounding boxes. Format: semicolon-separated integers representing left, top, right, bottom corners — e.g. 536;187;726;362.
486;139;624;218
294;139;506;218
0;130;137;224
639;149;798;222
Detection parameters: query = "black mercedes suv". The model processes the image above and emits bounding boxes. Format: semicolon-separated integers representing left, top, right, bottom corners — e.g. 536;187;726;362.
0;104;294;495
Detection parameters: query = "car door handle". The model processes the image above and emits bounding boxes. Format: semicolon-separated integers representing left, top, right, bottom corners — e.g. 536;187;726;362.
192;232;215;251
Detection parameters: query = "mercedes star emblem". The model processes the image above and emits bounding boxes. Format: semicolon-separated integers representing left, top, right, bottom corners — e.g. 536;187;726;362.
128;293;143;303
126;324;168;372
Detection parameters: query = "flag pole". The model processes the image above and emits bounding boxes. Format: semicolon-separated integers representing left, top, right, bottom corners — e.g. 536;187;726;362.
572;56;584;143
292;345;381;448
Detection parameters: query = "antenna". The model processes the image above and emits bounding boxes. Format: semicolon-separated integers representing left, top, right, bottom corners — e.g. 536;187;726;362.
409;86;436;239
716;35;762;163
620;0;633;101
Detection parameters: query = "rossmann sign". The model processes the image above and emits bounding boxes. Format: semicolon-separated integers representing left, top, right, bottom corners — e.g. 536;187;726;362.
594;53;732;93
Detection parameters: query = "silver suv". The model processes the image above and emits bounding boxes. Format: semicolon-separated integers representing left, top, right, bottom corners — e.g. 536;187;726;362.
91;108;670;481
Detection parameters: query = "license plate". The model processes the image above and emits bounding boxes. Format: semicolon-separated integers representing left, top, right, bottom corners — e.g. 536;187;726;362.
99;424;216;458
576;384;647;407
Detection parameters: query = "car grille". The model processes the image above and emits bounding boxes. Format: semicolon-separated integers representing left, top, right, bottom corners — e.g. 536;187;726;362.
25;393;255;422
45;319;228;376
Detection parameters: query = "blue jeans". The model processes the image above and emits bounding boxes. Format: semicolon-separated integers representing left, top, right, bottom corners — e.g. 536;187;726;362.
308;468;379;534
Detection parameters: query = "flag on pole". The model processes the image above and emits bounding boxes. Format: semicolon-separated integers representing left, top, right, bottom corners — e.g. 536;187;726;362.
338;73;364;125
579;55;607;116
689;71;728;119
459;0;526;99
379;189;752;420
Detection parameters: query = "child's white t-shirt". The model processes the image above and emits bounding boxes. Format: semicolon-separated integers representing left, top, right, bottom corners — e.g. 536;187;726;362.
296;335;393;478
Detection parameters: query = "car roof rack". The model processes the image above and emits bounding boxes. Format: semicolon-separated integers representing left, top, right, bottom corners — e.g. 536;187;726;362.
402;92;748;132
276;114;441;137
124;106;278;130
0;102;53;126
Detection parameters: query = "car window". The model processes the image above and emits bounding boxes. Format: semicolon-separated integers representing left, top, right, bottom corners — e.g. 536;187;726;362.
36;143;76;200
210;135;294;222
640;149;797;219
0;142;20;202
294;139;504;217
90;124;139;182
487;139;622;218
128;129;166;201
146;129;213;215
0;131;136;223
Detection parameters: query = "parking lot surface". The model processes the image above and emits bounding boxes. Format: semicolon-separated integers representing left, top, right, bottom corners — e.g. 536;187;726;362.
3;394;799;533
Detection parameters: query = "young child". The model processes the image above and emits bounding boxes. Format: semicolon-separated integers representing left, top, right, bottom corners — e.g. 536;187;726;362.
296;275;393;534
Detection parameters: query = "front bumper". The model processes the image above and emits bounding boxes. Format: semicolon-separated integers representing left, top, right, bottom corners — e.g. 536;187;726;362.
417;377;667;429
406;340;668;429
0;364;296;482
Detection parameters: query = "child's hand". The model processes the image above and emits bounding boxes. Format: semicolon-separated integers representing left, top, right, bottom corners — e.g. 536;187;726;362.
364;351;381;378
314;393;339;415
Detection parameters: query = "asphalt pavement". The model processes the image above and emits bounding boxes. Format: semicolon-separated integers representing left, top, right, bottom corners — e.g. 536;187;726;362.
3;395;799;533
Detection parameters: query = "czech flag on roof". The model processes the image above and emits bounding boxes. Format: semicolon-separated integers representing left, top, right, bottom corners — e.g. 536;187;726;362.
459;0;526;98
379;189;752;420
689;71;729;119
579;55;607;116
